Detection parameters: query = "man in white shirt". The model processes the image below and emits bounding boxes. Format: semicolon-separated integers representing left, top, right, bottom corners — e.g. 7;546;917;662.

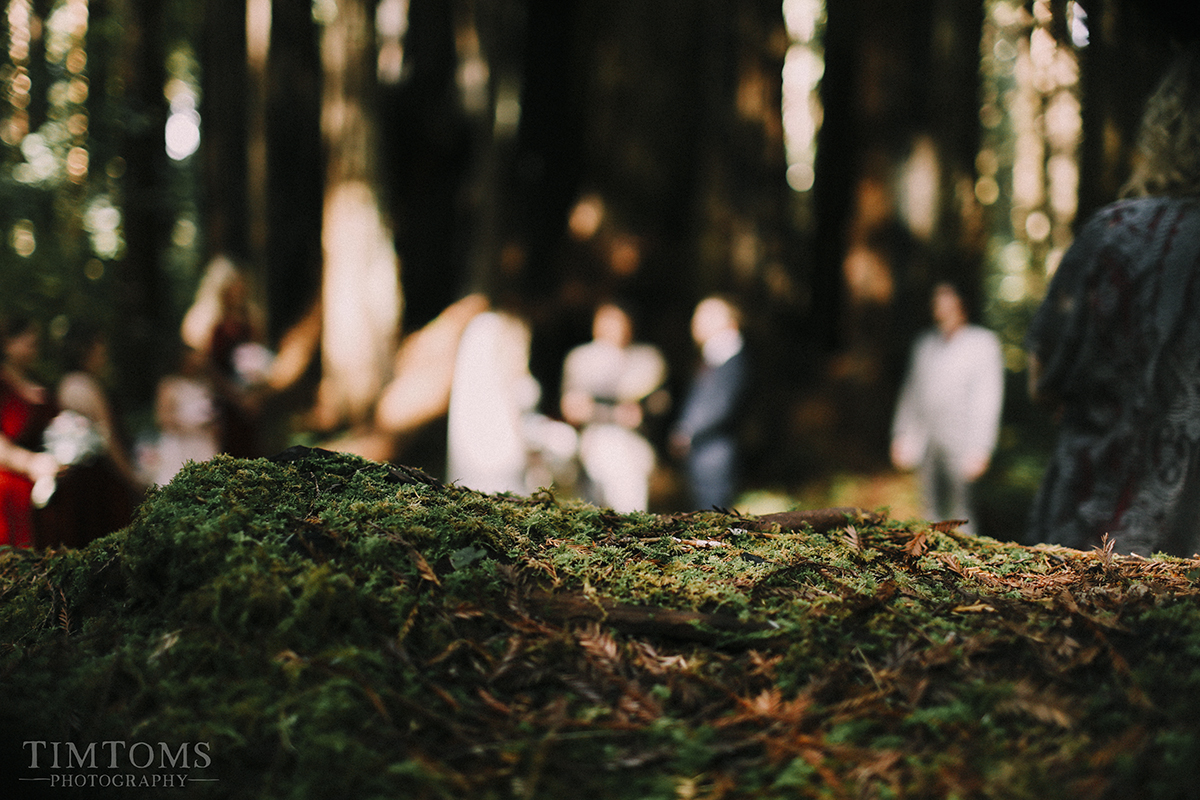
891;282;1004;531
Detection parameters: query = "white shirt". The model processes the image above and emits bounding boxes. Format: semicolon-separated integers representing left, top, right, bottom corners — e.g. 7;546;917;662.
561;340;666;405
891;324;1004;477
702;329;744;368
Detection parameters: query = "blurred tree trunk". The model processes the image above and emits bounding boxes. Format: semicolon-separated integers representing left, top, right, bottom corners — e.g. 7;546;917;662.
690;0;794;303
116;0;173;402
1075;0;1176;221
199;0;249;263
379;0;471;330
314;0;403;430
460;0;528;300
807;0;985;471
683;0;811;484
264;0;323;338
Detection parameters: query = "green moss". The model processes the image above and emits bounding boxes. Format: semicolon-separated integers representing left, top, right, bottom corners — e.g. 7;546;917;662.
2;450;1200;798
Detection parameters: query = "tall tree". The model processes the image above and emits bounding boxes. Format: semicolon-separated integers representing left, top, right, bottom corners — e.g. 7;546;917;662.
199;0;249;262
116;0;174;401
378;0;470;330
264;0;323;338
1075;0;1182;220
314;0;403;430
805;0;986;470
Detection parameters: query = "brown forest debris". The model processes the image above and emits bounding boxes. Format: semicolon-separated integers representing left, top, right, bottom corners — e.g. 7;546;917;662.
527;590;783;645
744;506;887;533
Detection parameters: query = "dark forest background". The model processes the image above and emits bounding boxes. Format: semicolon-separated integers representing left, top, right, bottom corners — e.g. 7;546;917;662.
0;0;1191;536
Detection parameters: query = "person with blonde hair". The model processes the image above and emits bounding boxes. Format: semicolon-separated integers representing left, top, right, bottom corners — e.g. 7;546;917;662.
180;255;270;458
446;309;540;495
1026;43;1200;556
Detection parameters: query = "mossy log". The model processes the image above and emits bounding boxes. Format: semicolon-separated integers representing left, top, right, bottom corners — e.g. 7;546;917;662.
2;451;1200;799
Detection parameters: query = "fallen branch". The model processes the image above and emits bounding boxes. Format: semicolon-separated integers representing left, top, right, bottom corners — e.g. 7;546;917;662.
743;507;886;534
527;590;782;645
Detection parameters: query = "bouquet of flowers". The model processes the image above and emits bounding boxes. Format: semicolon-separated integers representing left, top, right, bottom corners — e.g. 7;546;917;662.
31;410;106;508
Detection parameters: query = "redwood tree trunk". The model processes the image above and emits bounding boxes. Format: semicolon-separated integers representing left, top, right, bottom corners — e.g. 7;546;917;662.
265;0;323;338
200;0;250;262
315;0;403;430
116;0;173;402
1075;0;1176;221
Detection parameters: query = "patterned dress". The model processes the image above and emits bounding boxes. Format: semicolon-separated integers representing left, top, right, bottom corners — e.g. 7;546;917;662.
1026;195;1200;555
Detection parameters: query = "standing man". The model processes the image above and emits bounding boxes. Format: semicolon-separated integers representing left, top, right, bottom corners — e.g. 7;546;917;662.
891;282;1004;531
671;295;749;510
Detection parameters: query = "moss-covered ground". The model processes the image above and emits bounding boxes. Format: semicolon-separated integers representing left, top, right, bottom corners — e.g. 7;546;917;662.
3;449;1200;799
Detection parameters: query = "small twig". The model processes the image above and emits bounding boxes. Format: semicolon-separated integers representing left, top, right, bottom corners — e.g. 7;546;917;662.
854;645;883;692
1093;532;1116;569
57;588;70;636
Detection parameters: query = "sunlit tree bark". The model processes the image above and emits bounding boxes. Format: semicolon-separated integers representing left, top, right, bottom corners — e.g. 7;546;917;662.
314;0;403;430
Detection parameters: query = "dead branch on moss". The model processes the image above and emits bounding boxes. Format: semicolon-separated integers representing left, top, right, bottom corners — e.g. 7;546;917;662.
526;590;784;645
743;507;887;533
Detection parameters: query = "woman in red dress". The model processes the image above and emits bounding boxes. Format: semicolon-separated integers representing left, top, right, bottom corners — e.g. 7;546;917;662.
0;317;58;548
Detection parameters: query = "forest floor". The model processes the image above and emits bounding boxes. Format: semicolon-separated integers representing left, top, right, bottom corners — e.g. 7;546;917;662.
740;470;924;522
1;449;1197;799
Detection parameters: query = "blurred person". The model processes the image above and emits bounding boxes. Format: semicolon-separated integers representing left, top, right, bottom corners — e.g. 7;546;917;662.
151;345;221;487
670;295;749;510
446;308;544;494
55;325;139;487
39;325;140;547
1025;45;1200;556
208;266;271;458
181;255;271;458
0;317;59;548
561;301;666;512
891;281;1003;531
446;301;579;495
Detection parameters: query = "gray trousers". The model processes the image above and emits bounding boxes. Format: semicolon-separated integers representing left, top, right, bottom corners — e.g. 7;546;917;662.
919;444;976;533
